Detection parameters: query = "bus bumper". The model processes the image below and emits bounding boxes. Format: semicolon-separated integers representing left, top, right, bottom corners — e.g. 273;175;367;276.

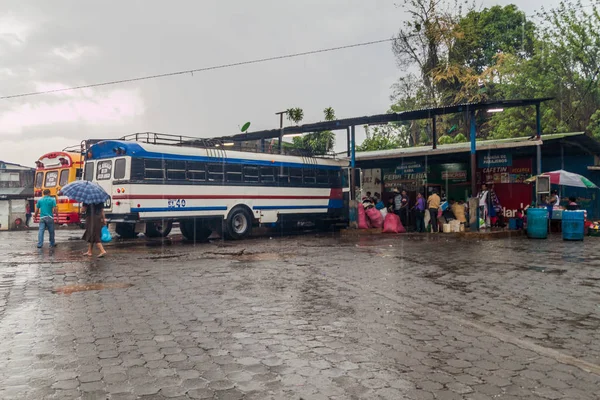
34;212;81;225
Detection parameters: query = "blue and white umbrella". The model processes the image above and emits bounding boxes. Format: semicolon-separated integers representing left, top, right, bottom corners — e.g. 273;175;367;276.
60;180;110;204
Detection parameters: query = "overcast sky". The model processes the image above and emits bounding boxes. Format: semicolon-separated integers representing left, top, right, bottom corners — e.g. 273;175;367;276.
1;0;563;167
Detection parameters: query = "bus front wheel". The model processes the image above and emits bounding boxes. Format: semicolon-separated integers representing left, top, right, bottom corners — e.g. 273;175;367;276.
226;207;252;240
145;220;173;238
115;223;138;239
180;219;211;243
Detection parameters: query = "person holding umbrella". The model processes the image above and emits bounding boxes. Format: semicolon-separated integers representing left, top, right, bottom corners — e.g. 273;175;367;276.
81;202;107;258
60;180;110;258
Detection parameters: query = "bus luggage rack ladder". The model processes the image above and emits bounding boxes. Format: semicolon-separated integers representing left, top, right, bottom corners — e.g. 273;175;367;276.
120;132;224;149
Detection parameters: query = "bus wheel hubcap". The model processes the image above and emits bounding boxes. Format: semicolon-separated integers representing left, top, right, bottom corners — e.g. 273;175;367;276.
233;215;247;234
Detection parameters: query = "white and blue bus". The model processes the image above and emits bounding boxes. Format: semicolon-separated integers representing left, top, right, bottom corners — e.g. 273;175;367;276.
84;135;348;241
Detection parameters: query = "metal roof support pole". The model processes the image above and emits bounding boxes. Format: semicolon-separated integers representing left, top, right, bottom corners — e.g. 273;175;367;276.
346;127;351;157
349;125;358;228
432;117;437;149
536;103;542;176
469;108;479;232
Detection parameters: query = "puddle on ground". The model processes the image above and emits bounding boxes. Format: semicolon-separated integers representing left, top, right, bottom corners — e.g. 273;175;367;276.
520;266;567;275
203;251;290;261
53;282;133;295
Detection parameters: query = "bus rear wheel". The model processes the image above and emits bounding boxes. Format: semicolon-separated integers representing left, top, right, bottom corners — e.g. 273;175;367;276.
180;219;212;243
115;223;138;239
145;220;173;238
226;207;252;240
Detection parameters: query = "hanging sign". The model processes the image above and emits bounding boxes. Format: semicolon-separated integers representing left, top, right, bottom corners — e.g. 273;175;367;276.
478;154;512;168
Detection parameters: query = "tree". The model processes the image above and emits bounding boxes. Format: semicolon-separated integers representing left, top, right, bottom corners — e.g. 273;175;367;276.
292;107;337;155
286;108;304;125
356;125;411;151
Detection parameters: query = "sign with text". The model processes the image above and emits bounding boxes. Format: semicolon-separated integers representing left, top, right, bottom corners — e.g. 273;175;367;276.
395;161;425;174
478;153;512;168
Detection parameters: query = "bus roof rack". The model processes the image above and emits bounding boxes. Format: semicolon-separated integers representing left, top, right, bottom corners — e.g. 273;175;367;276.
119;132;224;148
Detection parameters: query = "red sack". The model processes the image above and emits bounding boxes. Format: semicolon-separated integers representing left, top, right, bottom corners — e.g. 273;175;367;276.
357;203;370;229
366;207;384;228
383;213;406;233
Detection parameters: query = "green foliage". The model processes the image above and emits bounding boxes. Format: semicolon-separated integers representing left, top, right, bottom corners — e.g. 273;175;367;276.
453;133;468;143
391;0;600;141
450;5;535;73
286;108;304;124
356;125;410;151
437;135;454;145
291;107;337;154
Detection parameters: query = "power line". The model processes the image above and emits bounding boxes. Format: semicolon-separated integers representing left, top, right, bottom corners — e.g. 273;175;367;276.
0;38;401;100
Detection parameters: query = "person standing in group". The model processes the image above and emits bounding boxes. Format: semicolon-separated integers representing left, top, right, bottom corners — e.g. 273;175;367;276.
82;203;107;258
399;189;410;228
414;192;426;232
427;190;441;232
34;189;57;248
478;184;492;228
393;188;403;217
25;201;32;227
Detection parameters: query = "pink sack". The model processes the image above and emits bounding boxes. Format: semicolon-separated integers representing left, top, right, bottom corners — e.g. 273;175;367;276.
357;203;370;229
366;207;384;228
383;213;406;233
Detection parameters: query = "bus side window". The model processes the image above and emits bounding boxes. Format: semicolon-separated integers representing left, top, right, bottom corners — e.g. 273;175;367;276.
114;158;127;180
260;167;275;183
304;168;316;184
316;169;329;185
166;160;186;181
84;162;94;181
59;169;70;186
207;164;224;182
130;158;145;180
187;161;206;181
35;172;44;188
144;159;165;180
330;169;342;187
76;168;83;180
289;168;303;184
225;164;242;183
243;166;259;183
277;167;290;185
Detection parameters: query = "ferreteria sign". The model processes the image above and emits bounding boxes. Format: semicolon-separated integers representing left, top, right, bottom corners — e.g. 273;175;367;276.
478;153;512;168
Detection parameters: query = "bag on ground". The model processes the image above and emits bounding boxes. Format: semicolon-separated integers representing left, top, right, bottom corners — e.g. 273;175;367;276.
357;203;370;229
383;213;406;233
379;207;388;219
366;207;384;228
101;226;112;243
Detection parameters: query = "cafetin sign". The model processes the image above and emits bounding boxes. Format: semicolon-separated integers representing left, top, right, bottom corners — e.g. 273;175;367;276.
478;153;512;168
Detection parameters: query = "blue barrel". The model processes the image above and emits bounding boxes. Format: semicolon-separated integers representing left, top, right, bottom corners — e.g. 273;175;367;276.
508;218;517;230
527;208;548;239
562;210;585;241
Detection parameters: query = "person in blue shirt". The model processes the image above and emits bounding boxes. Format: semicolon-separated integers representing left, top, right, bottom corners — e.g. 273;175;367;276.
34;189;58;248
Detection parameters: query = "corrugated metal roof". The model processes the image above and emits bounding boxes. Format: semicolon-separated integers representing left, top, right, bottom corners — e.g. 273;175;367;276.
0;161;34;171
355;132;585;161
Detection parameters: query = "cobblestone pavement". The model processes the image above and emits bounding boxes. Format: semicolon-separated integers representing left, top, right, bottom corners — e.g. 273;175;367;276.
1;230;599;399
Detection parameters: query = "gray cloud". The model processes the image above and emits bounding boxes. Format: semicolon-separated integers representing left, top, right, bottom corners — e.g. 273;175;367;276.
1;0;561;167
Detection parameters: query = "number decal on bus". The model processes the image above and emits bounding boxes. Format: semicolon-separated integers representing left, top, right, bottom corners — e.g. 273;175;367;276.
167;199;186;208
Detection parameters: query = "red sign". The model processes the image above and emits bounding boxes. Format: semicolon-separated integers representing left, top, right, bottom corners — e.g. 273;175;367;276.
477;158;532;217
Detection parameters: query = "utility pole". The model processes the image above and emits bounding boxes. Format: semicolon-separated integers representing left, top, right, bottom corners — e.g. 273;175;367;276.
275;111;287;155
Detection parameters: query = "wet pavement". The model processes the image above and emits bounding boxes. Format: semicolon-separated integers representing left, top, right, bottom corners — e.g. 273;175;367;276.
1;229;600;399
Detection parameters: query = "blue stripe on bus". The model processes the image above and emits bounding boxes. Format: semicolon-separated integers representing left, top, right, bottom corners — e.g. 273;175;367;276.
252;205;339;210
90;140;344;170
132;206;228;212
328;199;344;209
